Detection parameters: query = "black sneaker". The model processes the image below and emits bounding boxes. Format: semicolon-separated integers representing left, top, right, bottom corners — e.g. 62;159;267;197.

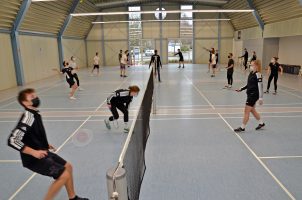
255;123;265;130
264;90;269;94
178;66;181;68
123;75;128;77
234;127;245;132
70;196;89;200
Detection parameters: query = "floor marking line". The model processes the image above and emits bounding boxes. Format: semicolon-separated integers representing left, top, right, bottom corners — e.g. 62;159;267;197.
259;156;302;159
186;73;296;200
0;160;21;163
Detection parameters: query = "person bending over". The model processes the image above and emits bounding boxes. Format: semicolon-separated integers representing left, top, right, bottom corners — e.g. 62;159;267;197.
104;86;140;133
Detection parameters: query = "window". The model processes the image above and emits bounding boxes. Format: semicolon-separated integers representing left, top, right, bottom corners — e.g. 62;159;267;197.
180;5;193;38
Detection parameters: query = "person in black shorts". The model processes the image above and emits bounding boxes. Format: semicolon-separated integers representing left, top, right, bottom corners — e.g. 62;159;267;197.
225;53;234;88
174;49;185;68
53;61;78;100
91;52;100;76
234;60;265;132
8;88;88;200
149;49;163;82
69;56;84;91
264;57;283;95
104;86;140;133
239;48;249;70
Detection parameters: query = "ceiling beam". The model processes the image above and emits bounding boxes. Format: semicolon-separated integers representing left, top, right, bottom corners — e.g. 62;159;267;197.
95;0;228;9
246;0;264;31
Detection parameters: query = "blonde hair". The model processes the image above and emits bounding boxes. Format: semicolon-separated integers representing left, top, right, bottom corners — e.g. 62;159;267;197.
252;60;262;73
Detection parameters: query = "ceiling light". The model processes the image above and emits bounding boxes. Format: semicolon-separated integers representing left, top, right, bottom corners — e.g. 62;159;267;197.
71;9;254;17
92;19;231;24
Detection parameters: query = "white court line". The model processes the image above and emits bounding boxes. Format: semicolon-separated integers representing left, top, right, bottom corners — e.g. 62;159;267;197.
259;156;302;159
278;88;302;100
0;160;21;163
0;81;63;109
8;77;130;200
185;74;296;200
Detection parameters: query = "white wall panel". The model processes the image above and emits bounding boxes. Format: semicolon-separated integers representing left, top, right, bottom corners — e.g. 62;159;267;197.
62;39;87;68
86;41;103;67
104;40;128;66
19;35;59;83
278;36;302;66
0;33;17;90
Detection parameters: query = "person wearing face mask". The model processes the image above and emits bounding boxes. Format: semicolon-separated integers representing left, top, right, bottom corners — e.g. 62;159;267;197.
7;88;89;200
104;85;140;133
234;60;265;132
69;56;84;91
225;53;234;88
264;57;283;95
239;48;249;70
53;61;78;100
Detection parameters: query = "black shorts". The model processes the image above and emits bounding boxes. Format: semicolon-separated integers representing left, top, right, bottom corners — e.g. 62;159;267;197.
179;59;184;62
27;152;67;179
66;78;75;88
246;96;259;107
120;64;126;69
212;64;217;68
94;65;99;69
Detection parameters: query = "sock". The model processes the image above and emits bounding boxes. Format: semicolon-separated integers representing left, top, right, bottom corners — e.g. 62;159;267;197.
241;124;246;129
258;119;264;125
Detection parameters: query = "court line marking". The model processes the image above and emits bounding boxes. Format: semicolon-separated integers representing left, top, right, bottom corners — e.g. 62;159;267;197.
259;156;302;159
185;74;296;200
0;160;21;163
7;77;130;200
1;114;302;123
0;81;63;109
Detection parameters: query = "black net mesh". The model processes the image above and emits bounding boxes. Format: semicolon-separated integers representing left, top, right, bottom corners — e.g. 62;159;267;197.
123;70;153;200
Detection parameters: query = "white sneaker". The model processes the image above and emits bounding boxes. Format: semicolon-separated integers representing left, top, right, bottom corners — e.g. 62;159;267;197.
69;96;76;100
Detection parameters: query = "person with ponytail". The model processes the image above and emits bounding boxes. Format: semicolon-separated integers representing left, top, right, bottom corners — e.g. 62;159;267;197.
234;60;265;132
104;85;140;133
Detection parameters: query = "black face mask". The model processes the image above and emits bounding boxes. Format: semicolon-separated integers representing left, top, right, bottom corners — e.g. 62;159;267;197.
32;97;40;108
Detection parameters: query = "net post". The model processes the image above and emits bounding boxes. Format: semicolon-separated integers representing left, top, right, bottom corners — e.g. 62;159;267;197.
106;167;128;200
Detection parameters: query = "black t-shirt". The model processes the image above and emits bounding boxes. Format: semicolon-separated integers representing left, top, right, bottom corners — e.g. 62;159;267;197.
8;108;49;167
269;62;280;75
175;52;184;60
227;59;234;72
61;67;74;80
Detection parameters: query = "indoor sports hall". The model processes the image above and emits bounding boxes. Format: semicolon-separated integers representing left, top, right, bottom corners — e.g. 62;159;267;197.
0;0;302;200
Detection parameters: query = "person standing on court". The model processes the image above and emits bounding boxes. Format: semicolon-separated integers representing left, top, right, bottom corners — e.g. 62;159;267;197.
174;49;185;68
118;50;123;77
104;85;140;133
149;49;163;82
120;50;128;77
91;52;100;76
234;60;265;132
69;56;84;91
239;48;249;70
210;48;217;77
203;47;215;73
225;53;234;88
251;51;257;62
215;49;219;70
8;88;89;200
264;57;283;95
53;61;78;100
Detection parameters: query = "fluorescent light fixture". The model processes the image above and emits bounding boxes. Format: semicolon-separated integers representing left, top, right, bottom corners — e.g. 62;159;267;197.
92;19;231;24
71;9;254;17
